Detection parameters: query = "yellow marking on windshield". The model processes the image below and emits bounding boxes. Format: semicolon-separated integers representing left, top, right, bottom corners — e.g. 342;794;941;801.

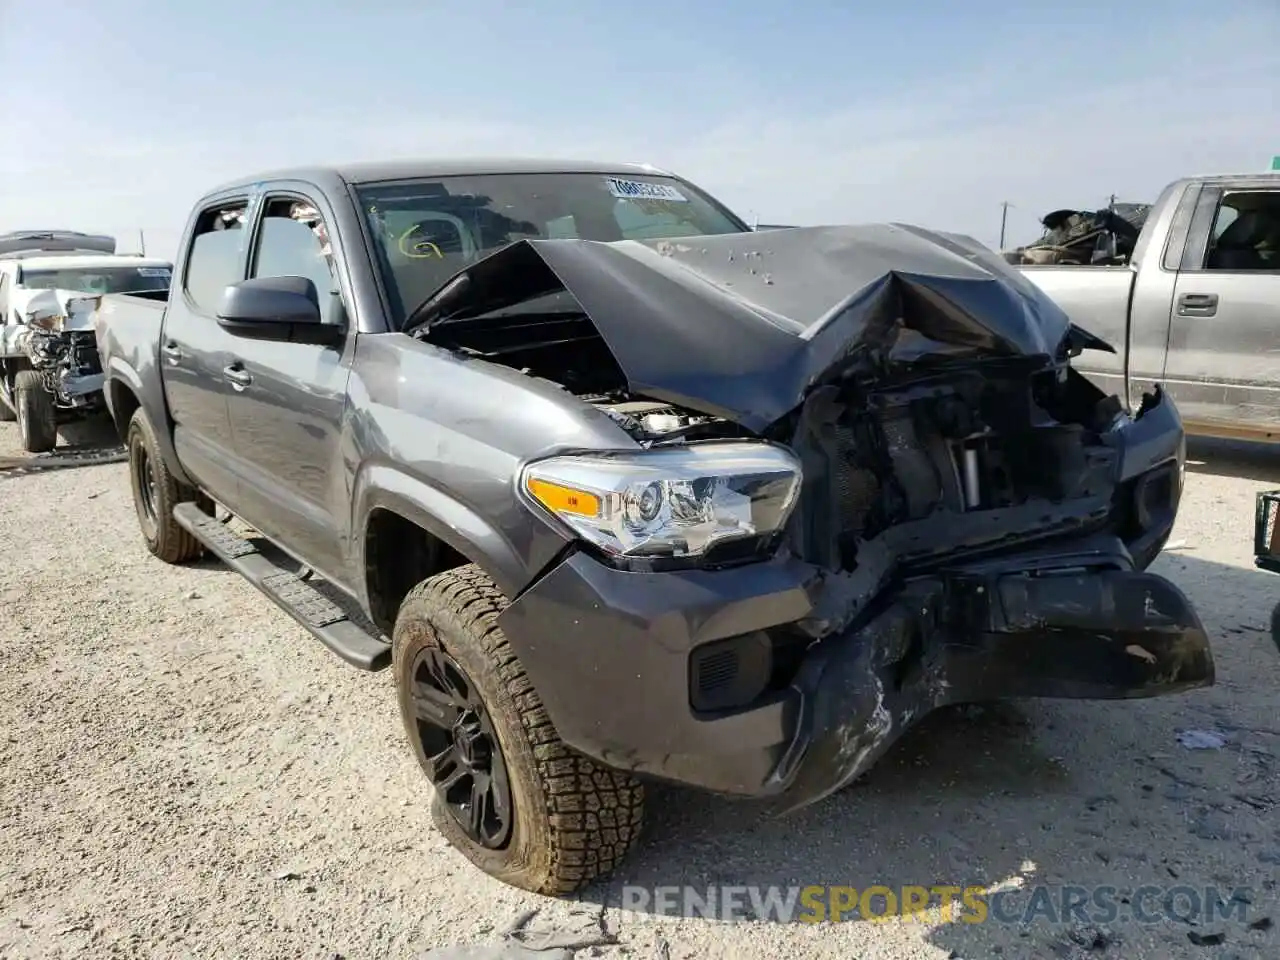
398;225;444;259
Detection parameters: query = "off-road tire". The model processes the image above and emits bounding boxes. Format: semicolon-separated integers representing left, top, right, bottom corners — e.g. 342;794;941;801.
126;407;204;564
14;370;57;452
392;564;645;894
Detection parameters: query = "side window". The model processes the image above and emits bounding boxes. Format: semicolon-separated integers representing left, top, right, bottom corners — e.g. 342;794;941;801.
1210;206;1239;243
250;198;340;324
1204;191;1280;271
184;202;248;314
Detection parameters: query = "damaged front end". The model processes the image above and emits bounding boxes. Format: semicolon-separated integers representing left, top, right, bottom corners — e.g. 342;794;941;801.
7;289;107;416
426;223;1212;810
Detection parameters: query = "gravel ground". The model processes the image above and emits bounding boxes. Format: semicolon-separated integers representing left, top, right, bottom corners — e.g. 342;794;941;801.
1;421;1278;960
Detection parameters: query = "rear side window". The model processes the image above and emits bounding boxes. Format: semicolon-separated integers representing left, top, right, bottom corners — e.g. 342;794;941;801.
1204;190;1280;271
184;202;248;314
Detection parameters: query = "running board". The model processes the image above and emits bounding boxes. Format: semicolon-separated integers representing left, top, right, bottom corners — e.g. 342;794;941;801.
172;501;391;671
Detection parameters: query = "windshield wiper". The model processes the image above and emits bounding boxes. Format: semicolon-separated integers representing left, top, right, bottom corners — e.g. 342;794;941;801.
403;274;473;339
413;308;590;340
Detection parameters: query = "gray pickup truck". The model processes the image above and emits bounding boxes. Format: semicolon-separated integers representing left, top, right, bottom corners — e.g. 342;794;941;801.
1021;173;1280;441
94;157;1212;895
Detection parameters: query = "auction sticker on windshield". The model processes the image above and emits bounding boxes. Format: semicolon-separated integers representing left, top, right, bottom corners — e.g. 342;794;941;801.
138;268;171;277
606;178;688;202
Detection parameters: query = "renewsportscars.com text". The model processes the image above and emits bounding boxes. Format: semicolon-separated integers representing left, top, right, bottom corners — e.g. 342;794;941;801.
620;884;1256;925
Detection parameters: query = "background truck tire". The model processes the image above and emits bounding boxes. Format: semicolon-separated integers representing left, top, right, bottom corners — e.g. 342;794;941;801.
392;565;645;895
0;379;15;422
126;407;204;564
14;370;57;452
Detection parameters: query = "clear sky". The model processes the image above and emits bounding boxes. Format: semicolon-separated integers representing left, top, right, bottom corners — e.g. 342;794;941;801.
1;0;1276;258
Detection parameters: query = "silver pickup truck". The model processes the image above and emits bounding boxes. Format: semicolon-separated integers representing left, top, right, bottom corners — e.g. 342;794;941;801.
1020;173;1280;442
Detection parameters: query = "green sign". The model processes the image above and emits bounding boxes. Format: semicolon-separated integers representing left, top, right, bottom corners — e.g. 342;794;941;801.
1272;156;1280;171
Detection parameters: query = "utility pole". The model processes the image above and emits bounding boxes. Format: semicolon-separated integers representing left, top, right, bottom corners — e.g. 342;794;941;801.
999;201;1013;248
138;228;146;256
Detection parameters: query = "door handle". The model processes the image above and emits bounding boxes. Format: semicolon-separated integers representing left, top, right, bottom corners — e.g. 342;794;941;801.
223;363;253;390
1176;292;1219;317
161;341;183;363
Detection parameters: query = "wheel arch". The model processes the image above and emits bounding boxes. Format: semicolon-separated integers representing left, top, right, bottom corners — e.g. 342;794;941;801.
106;361;195;488
354;464;532;635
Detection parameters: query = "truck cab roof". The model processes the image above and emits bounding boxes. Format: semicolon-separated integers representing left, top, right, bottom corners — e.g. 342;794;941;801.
202;156;678;197
1173;172;1280;188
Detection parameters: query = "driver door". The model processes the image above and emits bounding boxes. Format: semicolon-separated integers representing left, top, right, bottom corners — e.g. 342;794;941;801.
223;188;355;582
1163;186;1280;430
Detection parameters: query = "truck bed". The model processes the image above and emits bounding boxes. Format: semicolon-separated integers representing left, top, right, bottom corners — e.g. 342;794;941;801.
92;291;170;425
1019;265;1135;399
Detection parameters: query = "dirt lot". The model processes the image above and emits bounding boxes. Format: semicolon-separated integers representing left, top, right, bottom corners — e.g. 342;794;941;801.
1;420;1278;960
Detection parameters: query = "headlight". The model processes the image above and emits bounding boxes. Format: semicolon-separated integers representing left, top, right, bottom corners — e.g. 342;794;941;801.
519;441;803;563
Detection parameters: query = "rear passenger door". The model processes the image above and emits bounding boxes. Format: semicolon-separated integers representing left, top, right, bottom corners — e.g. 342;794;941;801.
163;198;252;504
1163;186;1280;433
223;188;354;582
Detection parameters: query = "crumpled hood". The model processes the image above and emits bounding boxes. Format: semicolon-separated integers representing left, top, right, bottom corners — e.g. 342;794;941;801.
422;223;1095;431
10;287;99;331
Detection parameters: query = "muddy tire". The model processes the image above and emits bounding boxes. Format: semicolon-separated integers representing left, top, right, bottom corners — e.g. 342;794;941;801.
14;370;57;452
392;564;645;895
126;407;203;564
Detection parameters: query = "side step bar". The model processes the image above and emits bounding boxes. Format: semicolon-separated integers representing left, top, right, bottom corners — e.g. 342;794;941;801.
172;501;391;671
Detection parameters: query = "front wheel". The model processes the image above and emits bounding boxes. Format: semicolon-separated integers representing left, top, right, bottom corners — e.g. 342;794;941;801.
126;408;204;564
14;370;56;452
392;565;645;894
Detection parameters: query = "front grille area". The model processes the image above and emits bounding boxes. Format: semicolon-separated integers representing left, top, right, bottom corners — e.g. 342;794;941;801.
67;332;103;376
833;445;881;539
789;361;1124;575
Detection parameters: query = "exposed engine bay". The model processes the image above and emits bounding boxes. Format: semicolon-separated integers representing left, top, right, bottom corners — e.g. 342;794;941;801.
417;224;1181;633
588;396;739;444
428;300;1169;602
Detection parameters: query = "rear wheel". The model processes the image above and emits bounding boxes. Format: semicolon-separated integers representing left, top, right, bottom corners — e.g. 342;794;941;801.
126;407;204;564
14;370;56;452
392;565;645;894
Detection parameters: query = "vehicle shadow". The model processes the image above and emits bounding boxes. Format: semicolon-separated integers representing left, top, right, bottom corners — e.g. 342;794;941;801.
575;546;1280;959
1186;436;1280;484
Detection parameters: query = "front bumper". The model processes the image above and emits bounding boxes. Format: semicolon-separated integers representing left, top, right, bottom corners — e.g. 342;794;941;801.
497;387;1211;811
57;371;106;406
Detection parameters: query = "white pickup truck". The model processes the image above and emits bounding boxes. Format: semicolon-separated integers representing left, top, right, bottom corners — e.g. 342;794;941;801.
0;239;173;451
1019;173;1280;442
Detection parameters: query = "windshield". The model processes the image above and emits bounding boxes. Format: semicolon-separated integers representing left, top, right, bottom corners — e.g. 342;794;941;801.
354;172;750;325
20;264;172;295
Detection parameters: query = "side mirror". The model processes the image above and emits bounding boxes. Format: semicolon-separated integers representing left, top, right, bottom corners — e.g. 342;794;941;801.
216;276;343;346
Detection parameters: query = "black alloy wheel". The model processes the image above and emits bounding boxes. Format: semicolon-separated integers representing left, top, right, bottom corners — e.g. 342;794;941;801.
132;435;159;531
407;644;513;849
